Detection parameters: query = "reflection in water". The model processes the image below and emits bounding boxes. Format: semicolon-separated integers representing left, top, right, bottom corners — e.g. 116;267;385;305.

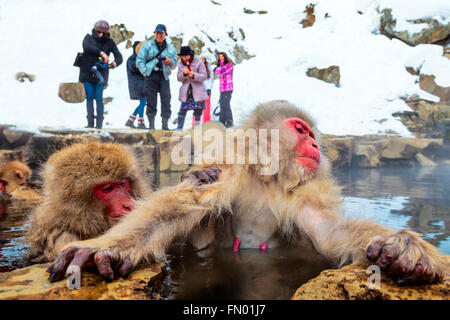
0;166;449;299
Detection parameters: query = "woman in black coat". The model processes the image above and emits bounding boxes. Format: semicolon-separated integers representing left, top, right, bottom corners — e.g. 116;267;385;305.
125;41;147;129
79;20;122;129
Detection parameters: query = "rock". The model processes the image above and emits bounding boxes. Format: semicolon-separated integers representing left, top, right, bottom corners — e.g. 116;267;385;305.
415;153;436;166
352;142;381;168
243;8;268;15
109;24;134;45
306;66;340;87
232;44;255;64
320;135;353;168
58;82;86;103
292;258;450;300
107;130;156;145
300;3;316;28
149;130;190;172
188;36;205;55
444;46;450;59
1;129;34;149
419;74;450;103
132;144;159;174
0;262;166;300
15;72;35;82
380;137;442;160
379;8;450;46
0;150;28;167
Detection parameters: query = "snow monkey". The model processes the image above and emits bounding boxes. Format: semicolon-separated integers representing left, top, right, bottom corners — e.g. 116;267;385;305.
27;142;220;263
48;101;448;285
0;161;33;197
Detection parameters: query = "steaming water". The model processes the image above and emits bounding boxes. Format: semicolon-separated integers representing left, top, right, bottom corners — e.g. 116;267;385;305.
0;165;449;299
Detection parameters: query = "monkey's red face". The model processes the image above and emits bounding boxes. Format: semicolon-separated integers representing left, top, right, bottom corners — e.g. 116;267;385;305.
93;178;136;225
284;118;321;172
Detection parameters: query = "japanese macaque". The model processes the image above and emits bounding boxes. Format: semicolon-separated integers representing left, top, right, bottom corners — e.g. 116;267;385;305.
0;161;36;199
27;142;220;264
48;100;449;285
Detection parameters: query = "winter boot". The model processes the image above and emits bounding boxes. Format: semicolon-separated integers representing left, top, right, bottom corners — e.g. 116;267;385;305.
85;115;95;128
125;115;136;128
95;116;104;129
176;116;186;130
162;118;170;131
137;117;147;129
147;115;155;130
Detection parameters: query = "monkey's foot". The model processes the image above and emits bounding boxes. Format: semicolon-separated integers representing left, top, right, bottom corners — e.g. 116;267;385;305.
232;237;241;252
367;229;448;285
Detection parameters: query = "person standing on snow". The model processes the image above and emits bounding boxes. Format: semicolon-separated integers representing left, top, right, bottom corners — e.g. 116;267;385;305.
213;51;234;128
125;41;147;129
175;46;208;130
136;24;177;130
79;20;122;129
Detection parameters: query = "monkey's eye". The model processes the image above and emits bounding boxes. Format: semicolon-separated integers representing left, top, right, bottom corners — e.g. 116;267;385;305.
295;123;306;134
118;179;128;187
0;180;8;186
102;185;115;193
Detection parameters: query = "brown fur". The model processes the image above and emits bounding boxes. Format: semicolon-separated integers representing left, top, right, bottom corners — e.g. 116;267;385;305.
26;142;151;263
0;161;32;194
58;101;448;283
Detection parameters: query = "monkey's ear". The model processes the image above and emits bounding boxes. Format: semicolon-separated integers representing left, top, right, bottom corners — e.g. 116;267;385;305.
14;170;25;180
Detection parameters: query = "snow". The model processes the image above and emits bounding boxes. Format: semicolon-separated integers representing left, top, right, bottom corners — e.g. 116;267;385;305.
0;0;449;135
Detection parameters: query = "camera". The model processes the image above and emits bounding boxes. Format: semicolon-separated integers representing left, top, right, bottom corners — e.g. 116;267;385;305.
90;57;112;84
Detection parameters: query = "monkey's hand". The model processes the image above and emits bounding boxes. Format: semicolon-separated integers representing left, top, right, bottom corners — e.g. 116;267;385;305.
47;245;134;283
182;167;222;185
366;229;448;285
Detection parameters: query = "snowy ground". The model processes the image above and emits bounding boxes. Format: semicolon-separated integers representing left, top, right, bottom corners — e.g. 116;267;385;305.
0;0;449;134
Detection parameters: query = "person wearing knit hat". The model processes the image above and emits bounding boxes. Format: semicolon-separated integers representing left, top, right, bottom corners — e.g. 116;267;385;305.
78;19;123;129
136;23;177;130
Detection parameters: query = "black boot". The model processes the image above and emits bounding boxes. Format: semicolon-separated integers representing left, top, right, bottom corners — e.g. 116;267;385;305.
148;115;155;130
85;115;94;128
162;118;170;130
176;116;185;130
137;117;147;129
95;116;103;129
125;115;136;128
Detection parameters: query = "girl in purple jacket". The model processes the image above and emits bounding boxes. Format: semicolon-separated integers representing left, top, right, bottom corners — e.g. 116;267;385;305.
214;52;234;128
176;46;208;130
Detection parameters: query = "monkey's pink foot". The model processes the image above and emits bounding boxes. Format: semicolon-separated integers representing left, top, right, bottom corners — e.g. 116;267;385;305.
259;242;268;253
232;237;241;252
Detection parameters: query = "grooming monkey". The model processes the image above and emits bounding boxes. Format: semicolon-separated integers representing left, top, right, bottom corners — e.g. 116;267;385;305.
48;101;448;285
27;142;220;263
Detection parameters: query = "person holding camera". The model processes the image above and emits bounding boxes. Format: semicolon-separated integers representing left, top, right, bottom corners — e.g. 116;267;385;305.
79;20;122;129
176;46;208;130
136;24;177;130
214;52;234;128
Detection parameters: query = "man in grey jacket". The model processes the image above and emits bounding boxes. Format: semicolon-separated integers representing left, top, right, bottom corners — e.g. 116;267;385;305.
136;24;177;130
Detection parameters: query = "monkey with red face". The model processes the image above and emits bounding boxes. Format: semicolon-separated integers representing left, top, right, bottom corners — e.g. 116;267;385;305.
48;101;449;285
26;142;220;263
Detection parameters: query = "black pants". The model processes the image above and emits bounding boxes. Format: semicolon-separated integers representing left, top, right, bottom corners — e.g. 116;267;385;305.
219;90;233;127
144;70;171;119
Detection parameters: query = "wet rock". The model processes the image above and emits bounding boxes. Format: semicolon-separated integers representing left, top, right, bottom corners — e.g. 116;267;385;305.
0;262;165;300
352;142;381;168
306;66;340;87
58;82;86;103
379;8;450;46
109;24;134;45
132;144;159;174
149;130;190;172
320;135;353;168
300;3;316;28
1;129;34;149
380;137;442;160
15;72;35;83
292;258;450;300
108;130;156;145
415;153;436;166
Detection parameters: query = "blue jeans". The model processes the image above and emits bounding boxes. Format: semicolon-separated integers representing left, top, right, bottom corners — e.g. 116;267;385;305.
83;82;104;119
132;98;147;118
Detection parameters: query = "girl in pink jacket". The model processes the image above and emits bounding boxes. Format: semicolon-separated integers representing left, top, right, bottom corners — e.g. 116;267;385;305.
214;52;234;127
